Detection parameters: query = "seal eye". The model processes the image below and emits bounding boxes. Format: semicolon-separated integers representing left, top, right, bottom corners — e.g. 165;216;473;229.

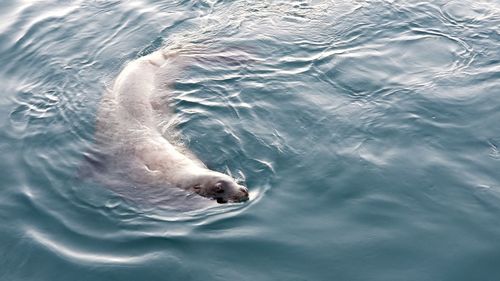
215;185;224;193
213;182;225;193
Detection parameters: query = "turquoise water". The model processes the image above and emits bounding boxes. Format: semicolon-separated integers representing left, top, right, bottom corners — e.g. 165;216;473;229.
1;0;500;280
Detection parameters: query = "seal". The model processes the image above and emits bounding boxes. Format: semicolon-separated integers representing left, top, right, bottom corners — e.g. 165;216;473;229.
91;47;249;204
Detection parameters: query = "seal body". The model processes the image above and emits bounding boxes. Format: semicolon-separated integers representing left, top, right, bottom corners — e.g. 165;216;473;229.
92;49;248;204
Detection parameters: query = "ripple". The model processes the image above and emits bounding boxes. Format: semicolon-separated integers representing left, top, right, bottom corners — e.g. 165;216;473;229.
316;28;473;95
395;30;470;70
488;139;500;160
441;0;497;24
27;228;159;265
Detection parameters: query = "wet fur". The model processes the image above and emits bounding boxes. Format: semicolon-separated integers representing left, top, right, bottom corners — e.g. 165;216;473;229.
91;48;248;204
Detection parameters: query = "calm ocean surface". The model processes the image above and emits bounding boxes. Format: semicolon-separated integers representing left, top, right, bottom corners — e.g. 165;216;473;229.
1;0;500;280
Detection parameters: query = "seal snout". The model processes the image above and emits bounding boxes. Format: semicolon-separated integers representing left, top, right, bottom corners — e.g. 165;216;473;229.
232;185;249;203
240;187;249;197
216;184;249;204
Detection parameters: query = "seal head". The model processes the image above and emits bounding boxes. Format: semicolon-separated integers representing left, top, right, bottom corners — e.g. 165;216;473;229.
187;171;249;204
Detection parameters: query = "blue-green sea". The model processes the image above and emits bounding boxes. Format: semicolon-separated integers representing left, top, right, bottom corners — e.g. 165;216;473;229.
1;0;500;280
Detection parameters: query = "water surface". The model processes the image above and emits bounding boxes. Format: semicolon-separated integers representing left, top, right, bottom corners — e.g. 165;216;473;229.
1;0;500;280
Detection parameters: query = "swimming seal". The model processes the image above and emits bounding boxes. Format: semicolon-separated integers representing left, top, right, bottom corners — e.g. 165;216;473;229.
92;47;249;204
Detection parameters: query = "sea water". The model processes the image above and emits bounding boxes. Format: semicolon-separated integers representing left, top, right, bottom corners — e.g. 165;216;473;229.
1;0;500;280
